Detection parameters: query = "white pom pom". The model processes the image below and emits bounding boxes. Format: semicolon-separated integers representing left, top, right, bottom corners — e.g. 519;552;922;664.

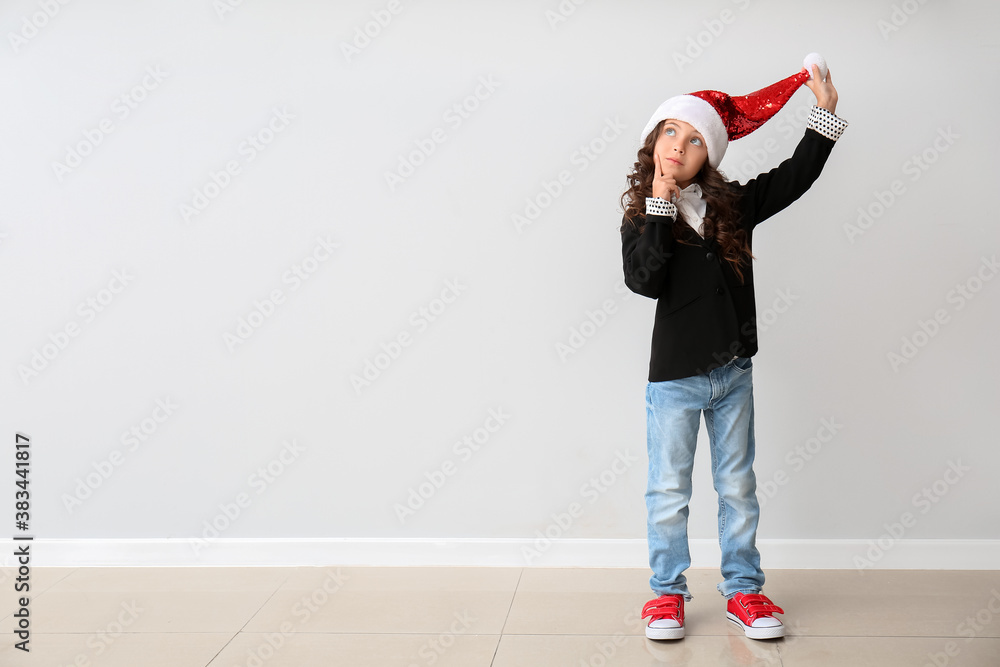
803;52;828;80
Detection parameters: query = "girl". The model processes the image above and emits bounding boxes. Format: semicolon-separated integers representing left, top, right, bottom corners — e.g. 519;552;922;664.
619;55;847;641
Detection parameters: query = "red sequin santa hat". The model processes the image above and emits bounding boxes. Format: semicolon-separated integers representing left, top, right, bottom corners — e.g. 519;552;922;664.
640;53;829;168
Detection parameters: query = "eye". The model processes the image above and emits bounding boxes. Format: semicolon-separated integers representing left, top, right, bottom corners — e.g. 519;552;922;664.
691;137;702;146
665;127;675;136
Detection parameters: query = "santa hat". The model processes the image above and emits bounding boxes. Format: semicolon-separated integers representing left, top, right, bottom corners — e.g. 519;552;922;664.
639;53;828;168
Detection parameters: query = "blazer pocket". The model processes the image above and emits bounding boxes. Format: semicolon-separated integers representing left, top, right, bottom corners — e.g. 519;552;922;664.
660;292;702;316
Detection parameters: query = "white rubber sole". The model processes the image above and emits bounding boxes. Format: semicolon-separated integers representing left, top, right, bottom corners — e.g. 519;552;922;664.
645;623;684;640
726;612;784;639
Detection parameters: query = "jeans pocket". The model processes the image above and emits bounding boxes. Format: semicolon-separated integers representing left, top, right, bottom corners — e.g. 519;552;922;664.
732;356;753;373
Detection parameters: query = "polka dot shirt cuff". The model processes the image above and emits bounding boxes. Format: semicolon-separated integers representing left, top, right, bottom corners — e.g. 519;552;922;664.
646;197;677;218
807;105;848;141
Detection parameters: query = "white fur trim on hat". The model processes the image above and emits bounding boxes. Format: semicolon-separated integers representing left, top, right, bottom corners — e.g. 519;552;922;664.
639;94;729;169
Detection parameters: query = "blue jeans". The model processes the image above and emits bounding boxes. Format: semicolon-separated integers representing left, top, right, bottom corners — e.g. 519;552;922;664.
645;355;763;601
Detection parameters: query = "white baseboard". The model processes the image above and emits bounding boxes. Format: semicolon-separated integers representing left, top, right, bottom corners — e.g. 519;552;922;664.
1;538;998;569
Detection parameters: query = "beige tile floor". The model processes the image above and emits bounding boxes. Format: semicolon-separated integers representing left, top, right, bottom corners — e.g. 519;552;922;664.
0;566;998;666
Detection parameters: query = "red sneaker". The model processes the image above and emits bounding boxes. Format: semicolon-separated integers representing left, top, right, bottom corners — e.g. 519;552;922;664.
641;593;685;640
726;591;785;639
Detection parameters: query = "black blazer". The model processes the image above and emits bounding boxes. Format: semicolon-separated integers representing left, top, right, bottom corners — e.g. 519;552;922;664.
621;127;837;382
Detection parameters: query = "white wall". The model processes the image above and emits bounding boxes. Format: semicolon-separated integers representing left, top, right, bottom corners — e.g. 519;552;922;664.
2;0;997;567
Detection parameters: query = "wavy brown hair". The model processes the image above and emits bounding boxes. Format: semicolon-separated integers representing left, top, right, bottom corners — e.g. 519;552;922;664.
619;119;754;284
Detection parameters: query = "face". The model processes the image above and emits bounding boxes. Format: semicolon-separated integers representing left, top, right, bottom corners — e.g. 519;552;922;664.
652;119;709;188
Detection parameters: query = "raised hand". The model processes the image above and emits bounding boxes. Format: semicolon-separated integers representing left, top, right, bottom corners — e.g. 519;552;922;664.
652;149;681;203
803;64;838;114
